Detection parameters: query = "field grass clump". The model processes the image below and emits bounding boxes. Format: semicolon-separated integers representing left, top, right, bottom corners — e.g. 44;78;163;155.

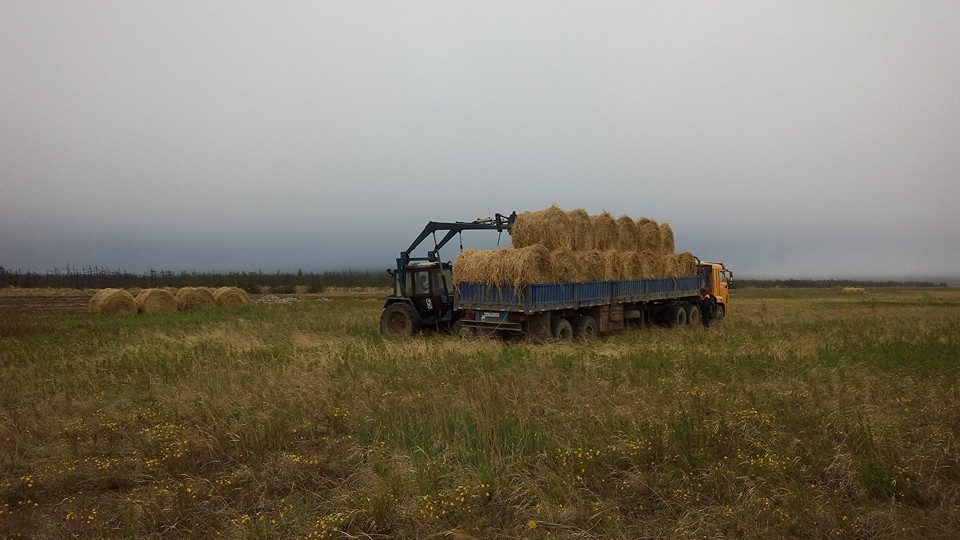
2;288;960;538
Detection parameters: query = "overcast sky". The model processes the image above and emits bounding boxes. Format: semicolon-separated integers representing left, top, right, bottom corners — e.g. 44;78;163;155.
2;1;958;280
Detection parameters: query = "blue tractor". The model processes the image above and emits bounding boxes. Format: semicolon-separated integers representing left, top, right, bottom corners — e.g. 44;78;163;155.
379;212;515;337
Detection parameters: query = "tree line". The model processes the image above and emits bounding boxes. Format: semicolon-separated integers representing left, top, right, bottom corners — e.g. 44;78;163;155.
731;278;946;288
0;265;392;293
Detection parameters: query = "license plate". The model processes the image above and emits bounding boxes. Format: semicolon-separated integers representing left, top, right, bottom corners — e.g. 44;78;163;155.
482;312;502;320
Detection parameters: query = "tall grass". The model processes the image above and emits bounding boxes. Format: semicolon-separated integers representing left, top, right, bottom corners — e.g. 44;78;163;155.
1;289;959;538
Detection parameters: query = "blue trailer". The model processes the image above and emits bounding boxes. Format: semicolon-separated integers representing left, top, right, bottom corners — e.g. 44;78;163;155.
454;271;726;340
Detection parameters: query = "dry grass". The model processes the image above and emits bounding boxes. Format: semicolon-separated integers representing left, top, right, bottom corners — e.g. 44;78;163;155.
2;288;959;538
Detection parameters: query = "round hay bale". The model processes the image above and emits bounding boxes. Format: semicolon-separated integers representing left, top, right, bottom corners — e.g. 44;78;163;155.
548;247;583;283
568;208;594;251
591;212;619;251
135;288;178;314
512;205;574;250
676;252;697;276
636;218;662;253
214;287;250;307
89;288;137;315
576;250;606;281
176;287;216;311
602;249;624;280
616;216;641;251
620;251;644;279
495;245;551;287
660;223;675;254
455;249;496;284
642;250;664;277
661;253;680;277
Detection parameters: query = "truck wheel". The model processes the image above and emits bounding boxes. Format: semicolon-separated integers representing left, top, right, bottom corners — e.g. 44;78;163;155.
715;304;725;323
686;305;700;326
380;303;421;337
575;316;598;340
666;304;687;327
452;318;474;337
552;318;574;342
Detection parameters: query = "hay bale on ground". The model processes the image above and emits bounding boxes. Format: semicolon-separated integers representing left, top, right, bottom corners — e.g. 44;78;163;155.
568;208;594;251
89;288;137;315
511;205;574;250
214;287;250;307
591;212;619;251
660;223;675;254
842;287;866;294
176;287;216;311
135;288;178;314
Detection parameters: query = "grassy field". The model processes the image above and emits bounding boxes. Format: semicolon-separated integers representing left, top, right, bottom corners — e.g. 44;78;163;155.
1;287;959;539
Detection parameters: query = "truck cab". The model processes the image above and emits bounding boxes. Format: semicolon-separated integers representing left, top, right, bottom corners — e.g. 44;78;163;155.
699;261;733;319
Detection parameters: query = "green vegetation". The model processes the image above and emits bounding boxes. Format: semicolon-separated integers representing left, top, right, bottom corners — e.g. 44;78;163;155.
2;288;959;538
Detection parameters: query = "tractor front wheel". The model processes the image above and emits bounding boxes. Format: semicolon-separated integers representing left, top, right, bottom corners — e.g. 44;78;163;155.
380;303;421;337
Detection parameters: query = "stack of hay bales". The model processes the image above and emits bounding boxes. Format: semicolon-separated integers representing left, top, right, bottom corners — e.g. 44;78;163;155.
89;288;138;315
454;205;699;287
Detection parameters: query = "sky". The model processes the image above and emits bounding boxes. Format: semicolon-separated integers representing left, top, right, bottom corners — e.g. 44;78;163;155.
2;1;959;281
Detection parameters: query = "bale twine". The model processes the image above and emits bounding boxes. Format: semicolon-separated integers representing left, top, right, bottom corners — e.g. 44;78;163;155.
176;287;216;311
548;247;582;283
214;287;250;307
637;218;662;253
511;205;574;250
591;212;619;250
135;288;178;314
660;223;675;254
89;288;137;315
568;208;594;251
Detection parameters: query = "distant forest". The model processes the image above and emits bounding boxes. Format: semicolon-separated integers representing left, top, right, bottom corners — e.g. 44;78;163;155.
0;266;950;292
0;265;392;293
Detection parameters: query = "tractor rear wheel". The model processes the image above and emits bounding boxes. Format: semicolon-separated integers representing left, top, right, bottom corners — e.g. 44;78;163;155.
380;303;421;337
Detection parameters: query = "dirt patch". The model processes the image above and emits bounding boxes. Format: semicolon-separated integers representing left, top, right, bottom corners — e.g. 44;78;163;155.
0;295;91;315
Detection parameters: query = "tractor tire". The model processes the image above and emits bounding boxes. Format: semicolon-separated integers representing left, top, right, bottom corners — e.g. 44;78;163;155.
552;318;574;342
686;304;700;326
666;304;687;327
575;316;598;340
380;303;421;337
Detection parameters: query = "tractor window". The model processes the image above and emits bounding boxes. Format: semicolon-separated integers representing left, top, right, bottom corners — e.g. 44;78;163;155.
413;271;431;295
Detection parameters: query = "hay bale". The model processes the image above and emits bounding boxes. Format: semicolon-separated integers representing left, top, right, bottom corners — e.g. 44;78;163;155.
568;208;594;251
841;287;866;294
176;287;216;311
455;246;552;288
89;288;137;315
135;288;178;314
636;218;662;253
591;212;619;251
511;205;574;250
548;247;583;283
576;250;606;281
642;250;664;277
601;249;624;280
660;223;675;254
213;287;250;307
661;254;681;277
620;251;645;279
616;216;641;251
676;252;697;276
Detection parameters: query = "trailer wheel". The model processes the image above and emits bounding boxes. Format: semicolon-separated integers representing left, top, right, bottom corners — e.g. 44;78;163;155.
686;304;700;326
552;318;574;342
452;319;474;337
575;316;598;340
666;304;687;327
380;303;421;337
